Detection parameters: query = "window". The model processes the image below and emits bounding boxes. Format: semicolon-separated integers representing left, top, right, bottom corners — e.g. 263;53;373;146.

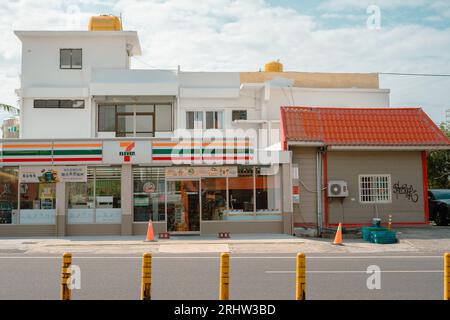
98;105;116;131
359;174;391;204
34;100;85;109
186;111;223;129
60;49;82;69
255;166;281;212
232;110;247;121
98;104;172;136
206;111;223;129
228;166;255;212
20;183;56;210
201;178;227;221
186;111;203;129
155;105;172;131
67;167;121;224
0;167;19;224
133;167;166;222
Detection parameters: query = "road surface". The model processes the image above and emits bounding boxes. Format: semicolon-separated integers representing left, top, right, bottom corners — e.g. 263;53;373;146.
0;252;444;300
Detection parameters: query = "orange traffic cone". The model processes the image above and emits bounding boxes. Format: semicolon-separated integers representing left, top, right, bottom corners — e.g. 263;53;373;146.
332;223;343;245
145;219;156;242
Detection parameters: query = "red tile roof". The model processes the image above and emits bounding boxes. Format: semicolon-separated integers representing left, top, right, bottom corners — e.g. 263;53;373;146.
280;107;450;147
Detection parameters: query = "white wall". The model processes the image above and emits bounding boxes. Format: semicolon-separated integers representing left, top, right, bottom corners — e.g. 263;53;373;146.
20;35;129;88
262;87;390;120
21;98;92;139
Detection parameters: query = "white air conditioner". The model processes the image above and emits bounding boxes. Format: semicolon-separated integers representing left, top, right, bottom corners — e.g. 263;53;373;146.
328;181;349;197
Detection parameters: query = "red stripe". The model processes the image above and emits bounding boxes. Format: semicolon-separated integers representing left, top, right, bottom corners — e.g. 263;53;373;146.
53;157;103;162
323;151;329;227
152;156;252;161
421;151;429;224
2;158;53;162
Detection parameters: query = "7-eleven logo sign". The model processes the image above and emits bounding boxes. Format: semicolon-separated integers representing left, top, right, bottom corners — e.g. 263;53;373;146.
119;142;136;162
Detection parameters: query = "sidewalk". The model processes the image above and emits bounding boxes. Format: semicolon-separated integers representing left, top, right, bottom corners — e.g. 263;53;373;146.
0;227;448;254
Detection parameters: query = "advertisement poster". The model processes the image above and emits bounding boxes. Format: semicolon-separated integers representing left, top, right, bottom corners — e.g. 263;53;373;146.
19;166;87;183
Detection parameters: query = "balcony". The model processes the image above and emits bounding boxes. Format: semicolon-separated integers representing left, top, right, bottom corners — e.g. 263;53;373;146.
90;69;178;96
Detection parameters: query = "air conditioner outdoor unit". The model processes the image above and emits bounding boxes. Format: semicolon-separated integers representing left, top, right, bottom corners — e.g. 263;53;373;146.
328;181;349;197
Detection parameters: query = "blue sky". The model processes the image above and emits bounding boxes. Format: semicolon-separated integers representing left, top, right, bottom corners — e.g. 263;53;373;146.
0;0;449;123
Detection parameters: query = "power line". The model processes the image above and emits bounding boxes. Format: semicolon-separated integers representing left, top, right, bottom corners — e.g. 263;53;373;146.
379;72;450;77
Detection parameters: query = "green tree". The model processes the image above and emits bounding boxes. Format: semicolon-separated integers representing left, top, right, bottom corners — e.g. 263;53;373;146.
0;103;19;115
427;122;450;189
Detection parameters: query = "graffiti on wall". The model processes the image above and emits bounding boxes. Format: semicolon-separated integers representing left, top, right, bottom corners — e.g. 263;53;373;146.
392;181;419;203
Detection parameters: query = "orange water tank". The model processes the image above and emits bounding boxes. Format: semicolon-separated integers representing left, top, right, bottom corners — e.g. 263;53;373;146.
264;60;283;72
88;15;122;31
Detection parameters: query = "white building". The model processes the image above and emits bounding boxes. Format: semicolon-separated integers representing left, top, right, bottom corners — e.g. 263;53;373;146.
0;21;391;237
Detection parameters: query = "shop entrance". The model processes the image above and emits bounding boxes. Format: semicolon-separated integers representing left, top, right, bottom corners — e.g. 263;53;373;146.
166;179;200;233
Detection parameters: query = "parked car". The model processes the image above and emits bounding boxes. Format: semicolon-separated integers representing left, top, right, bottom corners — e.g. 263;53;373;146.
428;189;450;226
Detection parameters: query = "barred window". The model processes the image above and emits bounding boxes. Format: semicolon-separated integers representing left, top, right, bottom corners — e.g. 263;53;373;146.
359;174;391;203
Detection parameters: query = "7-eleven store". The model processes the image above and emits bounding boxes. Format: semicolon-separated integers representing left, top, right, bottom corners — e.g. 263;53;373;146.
0;138;292;237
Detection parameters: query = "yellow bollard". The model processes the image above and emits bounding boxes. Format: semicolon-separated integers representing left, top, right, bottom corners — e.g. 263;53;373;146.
445;253;449;300
219;252;230;300
141;253;152;300
60;252;72;300
296;253;306;300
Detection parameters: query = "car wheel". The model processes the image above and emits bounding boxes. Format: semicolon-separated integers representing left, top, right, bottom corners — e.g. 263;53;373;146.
434;209;449;226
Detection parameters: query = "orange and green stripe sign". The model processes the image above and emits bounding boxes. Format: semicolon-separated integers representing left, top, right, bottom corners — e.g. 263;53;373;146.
53;142;103;163
152;140;254;162
1;143;53;164
0;142;103;164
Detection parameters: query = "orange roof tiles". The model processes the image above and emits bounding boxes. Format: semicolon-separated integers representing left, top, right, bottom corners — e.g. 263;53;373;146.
280;107;450;146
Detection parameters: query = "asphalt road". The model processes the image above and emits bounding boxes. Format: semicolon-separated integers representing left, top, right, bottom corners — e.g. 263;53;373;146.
0;252;445;300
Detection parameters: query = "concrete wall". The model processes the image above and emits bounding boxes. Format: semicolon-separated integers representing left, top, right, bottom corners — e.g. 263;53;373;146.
0;225;56;237
327;151;425;225
240;72;380;89
292;147;319;226
20;35;128;88
200;221;283;234
21;97;92;139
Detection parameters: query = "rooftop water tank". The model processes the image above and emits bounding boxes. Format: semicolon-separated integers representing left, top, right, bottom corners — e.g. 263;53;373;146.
88;15;122;31
264;60;283;72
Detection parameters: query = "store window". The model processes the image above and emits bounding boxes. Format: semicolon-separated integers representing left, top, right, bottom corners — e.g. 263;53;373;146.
228;166;254;212
255;166;282;212
133;167;166;222
20;182;56;224
201;178;227;221
67;167;121;224
0;167;19;224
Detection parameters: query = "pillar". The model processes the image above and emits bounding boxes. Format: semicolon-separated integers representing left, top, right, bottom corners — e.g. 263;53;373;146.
121;164;133;235
56;182;67;237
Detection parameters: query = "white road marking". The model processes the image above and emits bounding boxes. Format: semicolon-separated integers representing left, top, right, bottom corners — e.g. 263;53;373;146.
0;255;443;259
266;270;442;274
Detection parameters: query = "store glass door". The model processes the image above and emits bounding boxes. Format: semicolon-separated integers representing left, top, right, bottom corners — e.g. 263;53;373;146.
166;180;200;233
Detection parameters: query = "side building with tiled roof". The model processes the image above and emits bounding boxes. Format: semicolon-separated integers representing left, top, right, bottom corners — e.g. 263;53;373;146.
280;106;450;233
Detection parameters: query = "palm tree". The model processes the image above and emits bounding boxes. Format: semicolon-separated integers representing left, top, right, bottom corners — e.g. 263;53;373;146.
0;104;19;115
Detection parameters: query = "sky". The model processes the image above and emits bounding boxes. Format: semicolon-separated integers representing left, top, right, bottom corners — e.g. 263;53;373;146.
0;0;449;123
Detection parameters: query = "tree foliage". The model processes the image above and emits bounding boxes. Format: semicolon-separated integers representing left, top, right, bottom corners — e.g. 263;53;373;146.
427;123;450;189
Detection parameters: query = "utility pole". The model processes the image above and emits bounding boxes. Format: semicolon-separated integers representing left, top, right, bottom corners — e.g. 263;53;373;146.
446;108;450;132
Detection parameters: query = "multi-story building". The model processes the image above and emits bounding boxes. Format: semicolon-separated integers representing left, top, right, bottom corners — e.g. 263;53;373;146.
4;16;444;237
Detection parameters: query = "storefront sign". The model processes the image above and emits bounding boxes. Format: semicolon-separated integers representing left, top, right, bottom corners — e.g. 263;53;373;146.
165;166;238;178
103;140;151;164
19;166;87;183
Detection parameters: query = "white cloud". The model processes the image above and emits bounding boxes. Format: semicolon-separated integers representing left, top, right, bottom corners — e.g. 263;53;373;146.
0;0;448;122
320;0;432;11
